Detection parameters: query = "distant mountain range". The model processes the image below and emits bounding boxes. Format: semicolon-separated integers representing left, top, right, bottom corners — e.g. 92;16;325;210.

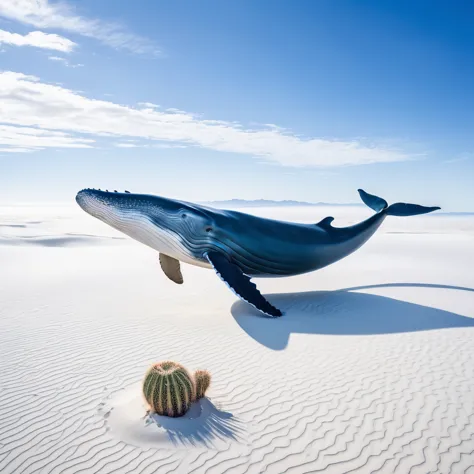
199;200;474;214
201;199;363;208
434;212;474;216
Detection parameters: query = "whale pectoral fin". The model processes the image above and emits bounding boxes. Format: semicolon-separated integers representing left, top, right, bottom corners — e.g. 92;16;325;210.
205;251;282;317
159;253;183;284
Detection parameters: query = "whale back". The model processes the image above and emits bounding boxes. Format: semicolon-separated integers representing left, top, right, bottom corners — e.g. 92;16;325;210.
203;206;385;277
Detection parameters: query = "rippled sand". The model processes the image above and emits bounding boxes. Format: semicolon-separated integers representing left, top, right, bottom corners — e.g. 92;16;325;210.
1;204;473;473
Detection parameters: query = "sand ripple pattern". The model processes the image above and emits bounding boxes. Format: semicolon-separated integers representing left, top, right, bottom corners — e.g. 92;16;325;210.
1;227;474;473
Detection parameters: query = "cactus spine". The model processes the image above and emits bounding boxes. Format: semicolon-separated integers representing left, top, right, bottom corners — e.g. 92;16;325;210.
143;361;196;417
194;370;211;399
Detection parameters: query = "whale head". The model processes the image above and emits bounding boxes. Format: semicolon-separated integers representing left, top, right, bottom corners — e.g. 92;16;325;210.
75;189;217;261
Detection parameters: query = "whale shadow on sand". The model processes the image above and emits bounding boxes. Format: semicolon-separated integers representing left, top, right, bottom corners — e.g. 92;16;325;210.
231;283;474;350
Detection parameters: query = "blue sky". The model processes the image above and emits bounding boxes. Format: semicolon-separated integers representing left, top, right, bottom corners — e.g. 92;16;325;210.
1;0;473;210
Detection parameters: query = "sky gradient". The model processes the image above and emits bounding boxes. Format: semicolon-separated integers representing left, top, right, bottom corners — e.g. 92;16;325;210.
1;0;473;210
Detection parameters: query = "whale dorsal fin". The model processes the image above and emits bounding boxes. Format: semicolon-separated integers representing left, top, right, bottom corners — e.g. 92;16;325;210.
316;216;334;231
159;253;183;284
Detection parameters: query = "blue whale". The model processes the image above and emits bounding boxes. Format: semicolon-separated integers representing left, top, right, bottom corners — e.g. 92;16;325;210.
76;188;440;317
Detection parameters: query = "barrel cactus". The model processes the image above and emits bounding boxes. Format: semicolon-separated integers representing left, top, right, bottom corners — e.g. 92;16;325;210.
143;361;196;417
194;369;211;399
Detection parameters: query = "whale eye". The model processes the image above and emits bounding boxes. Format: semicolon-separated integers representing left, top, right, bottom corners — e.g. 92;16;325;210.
181;213;187;219
205;226;212;233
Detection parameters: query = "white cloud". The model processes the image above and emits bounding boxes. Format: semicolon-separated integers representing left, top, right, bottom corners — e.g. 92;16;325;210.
0;71;412;167
138;102;160;109
48;55;83;68
0;146;35;153
0;123;94;151
152;143;187;149
0;28;75;52
115;143;138;148
442;153;472;165
0;0;157;54
115;142;187;149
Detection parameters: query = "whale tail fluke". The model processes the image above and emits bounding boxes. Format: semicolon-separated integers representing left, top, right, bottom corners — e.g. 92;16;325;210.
385;202;441;216
358;189;388;212
358;189;440;216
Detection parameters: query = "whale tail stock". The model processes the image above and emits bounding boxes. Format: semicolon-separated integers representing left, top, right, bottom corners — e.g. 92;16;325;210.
358;189;441;216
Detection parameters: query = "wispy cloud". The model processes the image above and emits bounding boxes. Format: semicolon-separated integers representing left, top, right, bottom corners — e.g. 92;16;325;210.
115;143;139;148
114;142;187;149
138;102;160;109
442;153;472;164
0;71;412;167
0;123;94;151
0;0;157;55
0;28;75;52
0;146;36;153
48;55;83;68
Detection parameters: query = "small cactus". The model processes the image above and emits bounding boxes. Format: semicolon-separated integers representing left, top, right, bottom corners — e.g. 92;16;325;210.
143;361;196;417
194;370;211;399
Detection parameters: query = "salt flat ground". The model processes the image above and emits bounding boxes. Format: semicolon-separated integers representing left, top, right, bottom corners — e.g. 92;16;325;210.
0;204;473;474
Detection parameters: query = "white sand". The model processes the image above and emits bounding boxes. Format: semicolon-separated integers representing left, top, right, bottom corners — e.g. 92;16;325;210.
0;204;473;474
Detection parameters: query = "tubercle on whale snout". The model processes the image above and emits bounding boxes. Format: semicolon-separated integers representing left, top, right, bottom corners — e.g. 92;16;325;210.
76;189;136;210
78;188;131;194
